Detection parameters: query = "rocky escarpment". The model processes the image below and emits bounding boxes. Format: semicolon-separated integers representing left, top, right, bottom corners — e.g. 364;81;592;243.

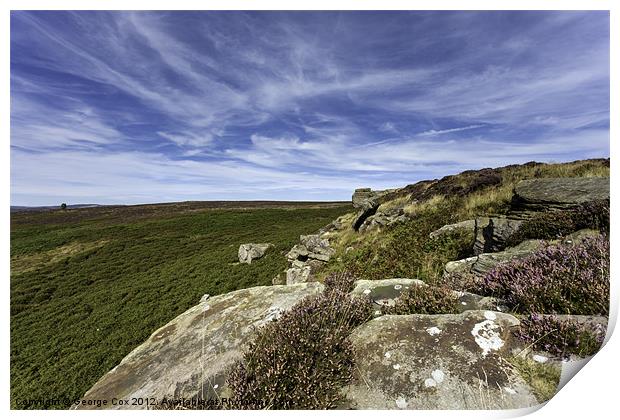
77;163;610;410
511;177;610;215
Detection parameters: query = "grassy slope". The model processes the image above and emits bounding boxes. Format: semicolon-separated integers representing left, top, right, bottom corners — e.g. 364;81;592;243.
320;159;609;282
10;203;350;409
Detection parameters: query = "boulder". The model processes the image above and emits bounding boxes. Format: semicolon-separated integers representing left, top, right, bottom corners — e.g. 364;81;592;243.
359;209;408;233
299;234;334;261
474;217;523;254
286;260;324;285
341;311;539;409
429;220;476;240
445;240;543;277
238;243;272;264
352;200;380;231
512;177;609;213
352;188;391;208
75;282;324;410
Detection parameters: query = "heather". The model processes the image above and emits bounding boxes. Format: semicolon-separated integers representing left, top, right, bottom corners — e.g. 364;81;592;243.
385;285;459;315
514;314;605;359
226;272;372;409
477;236;609;315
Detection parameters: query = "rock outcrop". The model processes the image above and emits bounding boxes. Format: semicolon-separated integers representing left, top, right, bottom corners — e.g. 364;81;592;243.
352;188;393;208
285;234;335;284
359;208;408;233
429;219;476;239
238;243;272;264
349;278;505;316
341;311;541;409
445;240;544;277
352;199;379;231
75;282;324;410
511;177;609;214
473;217;523;255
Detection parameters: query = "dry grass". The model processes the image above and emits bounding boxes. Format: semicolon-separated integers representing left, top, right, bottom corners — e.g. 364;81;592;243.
403;195;447;216
377;194;411;213
11;240;109;276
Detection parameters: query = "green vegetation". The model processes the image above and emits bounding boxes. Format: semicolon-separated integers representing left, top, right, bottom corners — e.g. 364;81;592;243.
319;159;609;284
323;198;476;282
514;315;605;359
227;272;372;409
11;203;350;409
508;356;561;403
385;285;459;315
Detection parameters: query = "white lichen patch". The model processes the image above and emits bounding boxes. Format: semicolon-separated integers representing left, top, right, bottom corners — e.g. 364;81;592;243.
395;396;408;409
431;369;445;384
426;326;442;336
484;311;497;320
424;378;437;388
363;289;372;295
262;306;284;322
471;319;504;357
533;354;548;363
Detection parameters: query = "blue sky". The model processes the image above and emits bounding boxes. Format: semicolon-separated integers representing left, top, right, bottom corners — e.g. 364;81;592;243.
10;11;609;206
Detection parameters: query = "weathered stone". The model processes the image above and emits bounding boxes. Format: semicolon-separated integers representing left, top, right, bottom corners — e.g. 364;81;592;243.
238;243;272;264
352;200;379;231
342;311;538;409
474;217;523;254
452;291;509;313
299;234;334;261
286;260;324;285
446;240;543;277
351;279;426;313
285;244;309;262
352;188;391;208
512;177;609;213
75;282;324;410
359;209;409;232
430;220;476;239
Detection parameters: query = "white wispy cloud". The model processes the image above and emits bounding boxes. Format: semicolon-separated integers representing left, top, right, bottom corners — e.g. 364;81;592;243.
418;125;484;136
10;11;610;204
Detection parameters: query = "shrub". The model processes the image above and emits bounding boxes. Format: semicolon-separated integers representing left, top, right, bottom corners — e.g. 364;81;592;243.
479;236;609;315
226;272;372;409
325;198;475;283
514;314;605;359
385;285;459;315
507;200;609;246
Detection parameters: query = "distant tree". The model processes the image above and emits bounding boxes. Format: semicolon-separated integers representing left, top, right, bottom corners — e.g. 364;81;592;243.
60;203;67;210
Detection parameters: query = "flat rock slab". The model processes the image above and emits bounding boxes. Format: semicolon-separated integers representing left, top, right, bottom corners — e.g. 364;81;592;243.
342;311;538;409
350;279;503;316
445;239;543;277
512;177;609;212
75;282;324;409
